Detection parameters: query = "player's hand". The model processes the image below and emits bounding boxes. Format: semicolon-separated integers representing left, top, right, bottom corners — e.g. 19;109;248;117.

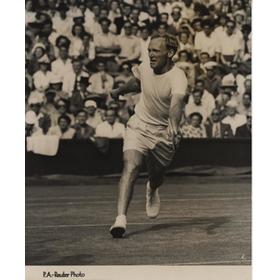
167;126;181;149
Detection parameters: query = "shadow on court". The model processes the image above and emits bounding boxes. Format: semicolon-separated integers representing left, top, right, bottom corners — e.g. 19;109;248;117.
126;216;230;237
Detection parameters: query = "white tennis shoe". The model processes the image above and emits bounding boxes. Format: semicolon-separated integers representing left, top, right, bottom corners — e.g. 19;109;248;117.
146;182;160;218
110;215;126;238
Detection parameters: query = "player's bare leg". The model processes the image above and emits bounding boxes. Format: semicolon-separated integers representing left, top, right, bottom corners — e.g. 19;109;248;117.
110;150;144;238
146;155;166;218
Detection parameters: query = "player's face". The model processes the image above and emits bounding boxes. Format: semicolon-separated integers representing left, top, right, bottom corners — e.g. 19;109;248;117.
148;38;169;71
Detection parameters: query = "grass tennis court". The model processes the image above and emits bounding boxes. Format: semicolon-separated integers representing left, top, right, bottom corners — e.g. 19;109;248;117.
26;174;251;265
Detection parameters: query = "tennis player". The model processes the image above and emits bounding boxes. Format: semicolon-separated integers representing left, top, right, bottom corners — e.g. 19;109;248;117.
110;33;188;238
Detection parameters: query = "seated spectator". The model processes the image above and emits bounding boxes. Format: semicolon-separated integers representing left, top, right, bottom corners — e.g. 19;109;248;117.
194;19;218;61
41;89;59;126
72;110;95;140
48;114;76;139
94;17;120;69
169;5;183;34
142;2;159;32
52;2;72;38
195;52;210;78
237;92;251;116
177;31;194;54
108;0;122;22
217;20;243;65
175;50;195;90
222;99;247;135
205;108;233;138
157;0;172;16
235;112;252;138
98;7;117;34
62;57;89;97
220;74;242;104
223;62;245;95
129;7;146;28
181;112;207;138
95;109;125;139
84;100;103;130
66;0;82;19
25;110;37;137
115;62;133;83
32;114;52;136
116;21;140;65
33;55;52;93
182;0;195;21
188;79;216;117
53;35;71;58
36;31;56;61
56;99;75;125
243;76;252;95
215;88;232;119
185;90;211;124
81;32;96;63
114;3;132;34
69;23;85;57
88;62;114;99
26;95;45;131
51;45;72;82
203;62;221;98
139;25;151;63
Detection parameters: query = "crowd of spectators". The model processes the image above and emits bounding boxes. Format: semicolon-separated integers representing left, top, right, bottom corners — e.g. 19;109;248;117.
25;0;252;141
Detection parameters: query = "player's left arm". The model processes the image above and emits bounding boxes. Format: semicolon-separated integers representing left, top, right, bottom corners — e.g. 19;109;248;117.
168;69;189;143
168;94;186;137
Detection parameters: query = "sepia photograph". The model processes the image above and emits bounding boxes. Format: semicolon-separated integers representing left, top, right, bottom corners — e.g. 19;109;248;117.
25;0;252;278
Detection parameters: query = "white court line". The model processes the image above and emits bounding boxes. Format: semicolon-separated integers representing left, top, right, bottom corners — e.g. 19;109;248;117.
26;197;250;207
26;219;251;229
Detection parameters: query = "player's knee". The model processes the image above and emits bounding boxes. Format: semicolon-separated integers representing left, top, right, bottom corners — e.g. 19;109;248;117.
123;160;142;175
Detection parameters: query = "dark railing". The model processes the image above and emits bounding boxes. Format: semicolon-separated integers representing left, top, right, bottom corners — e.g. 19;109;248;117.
25;138;251;176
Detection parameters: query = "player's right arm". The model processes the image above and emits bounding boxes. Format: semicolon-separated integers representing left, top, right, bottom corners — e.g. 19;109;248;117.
111;77;141;100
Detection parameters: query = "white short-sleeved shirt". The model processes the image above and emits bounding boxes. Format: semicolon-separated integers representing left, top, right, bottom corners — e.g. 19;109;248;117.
132;62;188;126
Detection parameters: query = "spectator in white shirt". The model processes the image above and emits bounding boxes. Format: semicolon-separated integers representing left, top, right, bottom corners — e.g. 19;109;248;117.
94;17;120;71
217;20;243;64
223;62;245;95
84;100;103;130
69;23;85;57
117;21;141;65
157;0;172;16
81;32;96;62
185;90;213;124
188;79;216;116
48;115;76;139
222;99;247;135
52;2;72;37
194;19;218;61
237;92;251;116
62;57;89;97
88;62;114;98
66;0;82;19
51;46;72;82
139;26;151;63
33;55;53;93
95;109;125;139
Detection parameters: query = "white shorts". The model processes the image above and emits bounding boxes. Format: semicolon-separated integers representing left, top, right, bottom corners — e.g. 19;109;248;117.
123;115;176;167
